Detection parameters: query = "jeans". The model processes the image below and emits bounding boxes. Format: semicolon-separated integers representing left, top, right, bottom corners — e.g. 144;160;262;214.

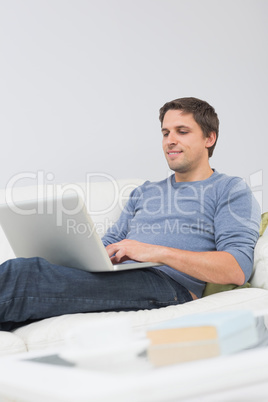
0;257;193;331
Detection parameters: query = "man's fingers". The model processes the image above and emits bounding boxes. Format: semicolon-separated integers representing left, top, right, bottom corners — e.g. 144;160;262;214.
106;243;127;260
106;243;119;257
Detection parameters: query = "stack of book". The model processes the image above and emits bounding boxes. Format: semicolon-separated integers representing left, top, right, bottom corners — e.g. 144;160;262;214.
146;310;258;367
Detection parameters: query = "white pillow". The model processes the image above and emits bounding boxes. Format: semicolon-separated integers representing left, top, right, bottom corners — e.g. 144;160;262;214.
251;235;268;290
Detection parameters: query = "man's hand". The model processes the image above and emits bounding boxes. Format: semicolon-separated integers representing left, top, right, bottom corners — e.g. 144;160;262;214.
106;239;245;286
106;239;161;265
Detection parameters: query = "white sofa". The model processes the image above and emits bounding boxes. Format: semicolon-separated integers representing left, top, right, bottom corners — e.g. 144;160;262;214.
0;178;268;356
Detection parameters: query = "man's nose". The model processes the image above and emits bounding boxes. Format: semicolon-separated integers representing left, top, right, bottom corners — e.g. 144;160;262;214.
167;131;178;145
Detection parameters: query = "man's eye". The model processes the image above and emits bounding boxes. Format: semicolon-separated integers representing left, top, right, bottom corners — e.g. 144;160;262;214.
179;131;188;135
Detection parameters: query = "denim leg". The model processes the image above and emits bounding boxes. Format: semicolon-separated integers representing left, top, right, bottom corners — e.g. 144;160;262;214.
0;257;192;331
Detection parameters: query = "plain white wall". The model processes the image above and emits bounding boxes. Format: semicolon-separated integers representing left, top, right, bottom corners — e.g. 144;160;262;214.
0;0;267;211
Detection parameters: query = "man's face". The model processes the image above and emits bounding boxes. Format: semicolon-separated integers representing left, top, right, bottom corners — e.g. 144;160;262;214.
161;109;213;181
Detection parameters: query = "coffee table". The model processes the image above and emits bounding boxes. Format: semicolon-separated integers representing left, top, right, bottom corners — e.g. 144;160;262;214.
0;314;268;402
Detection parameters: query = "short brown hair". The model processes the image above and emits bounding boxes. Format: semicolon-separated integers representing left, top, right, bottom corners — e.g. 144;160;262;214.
159;97;219;157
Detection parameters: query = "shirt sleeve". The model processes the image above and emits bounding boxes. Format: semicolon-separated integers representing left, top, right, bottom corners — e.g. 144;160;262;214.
214;177;261;283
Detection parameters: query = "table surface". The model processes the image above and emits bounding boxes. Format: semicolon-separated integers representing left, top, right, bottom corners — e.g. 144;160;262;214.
0;344;268;402
1;313;268;402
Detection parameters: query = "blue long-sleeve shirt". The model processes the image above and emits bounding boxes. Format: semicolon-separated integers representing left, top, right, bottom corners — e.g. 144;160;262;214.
102;171;261;298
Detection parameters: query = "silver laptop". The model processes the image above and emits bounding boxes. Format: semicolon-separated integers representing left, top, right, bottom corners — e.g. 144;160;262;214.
0;192;161;272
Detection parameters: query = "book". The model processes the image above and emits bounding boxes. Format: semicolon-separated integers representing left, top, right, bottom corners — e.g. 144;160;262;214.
146;310;258;367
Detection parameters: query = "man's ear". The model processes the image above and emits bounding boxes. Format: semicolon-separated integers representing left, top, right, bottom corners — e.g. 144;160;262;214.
205;132;217;149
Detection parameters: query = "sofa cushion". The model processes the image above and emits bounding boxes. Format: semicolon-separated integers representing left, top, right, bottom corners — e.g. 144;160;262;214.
0;332;27;356
12;287;268;353
202;282;251;297
260;212;268;236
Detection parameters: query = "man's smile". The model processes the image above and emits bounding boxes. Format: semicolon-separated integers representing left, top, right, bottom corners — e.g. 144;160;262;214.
167;150;183;158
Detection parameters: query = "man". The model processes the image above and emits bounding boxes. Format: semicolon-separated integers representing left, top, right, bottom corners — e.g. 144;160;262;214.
0;97;261;331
